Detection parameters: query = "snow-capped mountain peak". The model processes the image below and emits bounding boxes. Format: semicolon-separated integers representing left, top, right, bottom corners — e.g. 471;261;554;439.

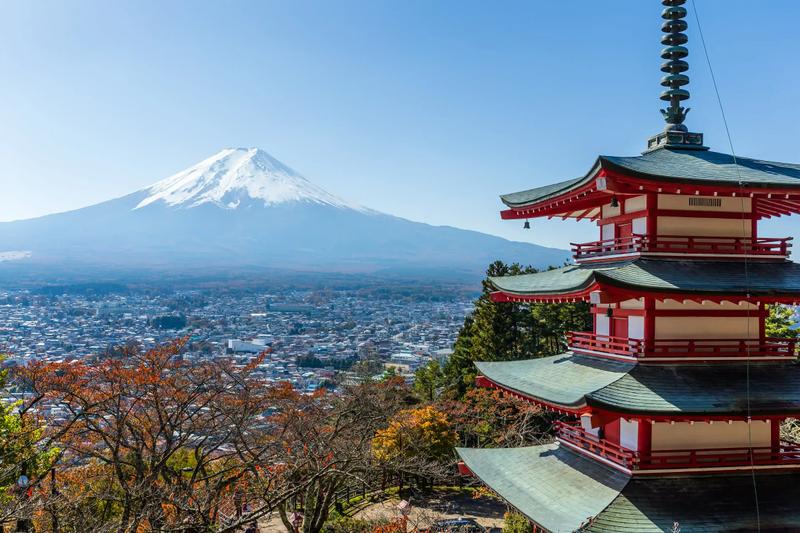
135;148;364;211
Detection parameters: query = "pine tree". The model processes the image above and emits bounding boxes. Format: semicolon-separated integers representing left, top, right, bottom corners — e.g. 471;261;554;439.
442;261;591;398
766;304;799;340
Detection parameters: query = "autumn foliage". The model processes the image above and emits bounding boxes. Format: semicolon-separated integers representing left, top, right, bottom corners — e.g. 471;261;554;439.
372;406;456;462
2;341;429;532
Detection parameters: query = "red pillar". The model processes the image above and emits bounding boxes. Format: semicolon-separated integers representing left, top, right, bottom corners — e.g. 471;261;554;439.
771;417;781;449
643;296;656;354
646;192;657;243
638;419;652;455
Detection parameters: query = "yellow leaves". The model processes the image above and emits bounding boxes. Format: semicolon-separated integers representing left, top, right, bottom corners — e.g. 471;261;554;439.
372;405;457;461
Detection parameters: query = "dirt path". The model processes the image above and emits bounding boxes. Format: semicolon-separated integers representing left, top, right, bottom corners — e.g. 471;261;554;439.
352;489;505;530
258;489;505;532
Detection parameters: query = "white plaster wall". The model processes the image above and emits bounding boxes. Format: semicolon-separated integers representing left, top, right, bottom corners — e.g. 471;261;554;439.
632;217;648;235
628;316;645;340
620;419;639;450
601;224;615;241
655;316;759;339
580;415;600;437
595;314;610;336
651;421;770;450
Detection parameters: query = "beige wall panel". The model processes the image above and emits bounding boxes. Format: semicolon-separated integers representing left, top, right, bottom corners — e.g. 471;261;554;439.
651;421;770;450
602;202;621;219
655;317;759;339
625;195;647;213
656;300;757;311
657;216;752;238
620;298;644;309
658;194;752;213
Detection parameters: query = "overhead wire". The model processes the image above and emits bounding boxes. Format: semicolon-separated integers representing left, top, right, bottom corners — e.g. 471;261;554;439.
689;1;760;530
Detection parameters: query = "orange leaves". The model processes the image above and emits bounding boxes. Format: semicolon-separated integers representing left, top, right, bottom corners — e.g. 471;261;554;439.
372;405;457;462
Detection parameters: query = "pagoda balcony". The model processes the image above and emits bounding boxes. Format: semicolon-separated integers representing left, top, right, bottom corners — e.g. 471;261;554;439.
567;331;797;361
571;235;792;262
555;421;800;473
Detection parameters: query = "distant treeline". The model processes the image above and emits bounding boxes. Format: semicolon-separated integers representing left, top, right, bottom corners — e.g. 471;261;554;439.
296;355;358;370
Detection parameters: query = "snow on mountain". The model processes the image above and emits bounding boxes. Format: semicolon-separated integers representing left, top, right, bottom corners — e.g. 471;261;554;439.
0;146;571;280
135;148;366;212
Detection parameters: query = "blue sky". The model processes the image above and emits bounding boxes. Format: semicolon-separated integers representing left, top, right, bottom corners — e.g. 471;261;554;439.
1;0;798;248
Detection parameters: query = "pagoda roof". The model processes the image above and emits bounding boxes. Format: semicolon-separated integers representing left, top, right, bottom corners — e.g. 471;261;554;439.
585;473;800;532
457;444;800;532
456;444;628;533
490;259;800;301
501;148;800;209
477;354;800;416
589;362;800;416
475;355;633;410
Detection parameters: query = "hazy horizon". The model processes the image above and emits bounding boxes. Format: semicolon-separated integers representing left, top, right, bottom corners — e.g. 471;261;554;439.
2;1;799;247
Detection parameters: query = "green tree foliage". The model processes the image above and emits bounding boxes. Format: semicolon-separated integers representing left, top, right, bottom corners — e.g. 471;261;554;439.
413;360;445;402
766;304;799;340
443;261;591;397
0;357;59;525
151;314;187;329
503;511;530;533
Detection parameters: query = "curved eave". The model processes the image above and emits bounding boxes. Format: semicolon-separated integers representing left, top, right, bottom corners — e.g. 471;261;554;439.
456;445;629;533
460;446;800;532
599;151;800;193
586;472;800;532
489;259;800;304
587;362;800;417
475;355;634;413
500;149;800;220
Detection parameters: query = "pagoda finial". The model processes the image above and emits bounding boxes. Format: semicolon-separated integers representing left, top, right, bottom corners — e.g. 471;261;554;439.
659;0;690;131
645;0;708;152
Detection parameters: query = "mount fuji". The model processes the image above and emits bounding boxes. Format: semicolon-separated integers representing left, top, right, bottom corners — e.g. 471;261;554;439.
0;148;569;281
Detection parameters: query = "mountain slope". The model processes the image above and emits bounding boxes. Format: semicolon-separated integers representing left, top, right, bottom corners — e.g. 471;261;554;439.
0;148;569;280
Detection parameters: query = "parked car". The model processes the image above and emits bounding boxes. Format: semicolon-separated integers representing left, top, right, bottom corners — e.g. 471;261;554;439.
423;518;487;532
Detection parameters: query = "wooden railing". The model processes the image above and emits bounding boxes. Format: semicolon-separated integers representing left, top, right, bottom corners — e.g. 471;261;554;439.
555;421;637;469
647;338;797;358
641;235;792;257
567;331;797;360
571;235;792;261
555;421;800;471
567;331;643;357
637;445;800;470
571;236;644;259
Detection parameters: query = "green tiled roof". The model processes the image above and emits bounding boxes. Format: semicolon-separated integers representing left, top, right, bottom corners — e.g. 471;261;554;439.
477;355;800;416
489;264;599;296
456;445;629;533
586;473;800;532
602;148;800;189
500;177;584;208
500;148;800;208
460;444;800;532
490;259;800;297
588;362;800;416
476;355;633;408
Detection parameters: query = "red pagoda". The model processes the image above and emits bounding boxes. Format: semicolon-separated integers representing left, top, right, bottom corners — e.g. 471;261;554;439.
456;2;800;531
